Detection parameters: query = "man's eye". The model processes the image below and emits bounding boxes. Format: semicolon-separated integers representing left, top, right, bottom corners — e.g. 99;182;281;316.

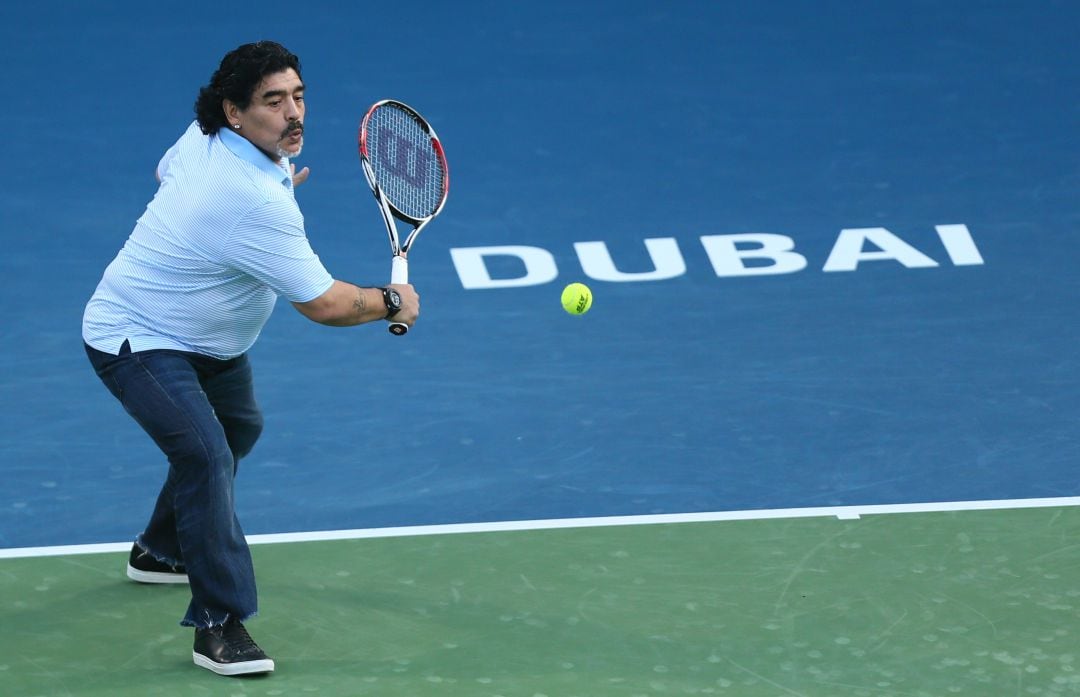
269;101;281;107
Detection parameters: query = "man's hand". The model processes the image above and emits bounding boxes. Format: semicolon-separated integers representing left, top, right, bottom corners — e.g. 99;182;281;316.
291;163;310;187
386;283;420;328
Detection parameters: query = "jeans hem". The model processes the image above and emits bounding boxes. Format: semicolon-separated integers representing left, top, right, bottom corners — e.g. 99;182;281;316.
134;535;184;568
181;610;259;629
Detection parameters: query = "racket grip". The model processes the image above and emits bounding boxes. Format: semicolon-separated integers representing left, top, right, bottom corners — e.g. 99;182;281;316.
388;255;409;335
390;255;409;284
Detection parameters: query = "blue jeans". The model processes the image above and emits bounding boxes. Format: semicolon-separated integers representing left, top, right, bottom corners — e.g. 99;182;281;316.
85;341;263;628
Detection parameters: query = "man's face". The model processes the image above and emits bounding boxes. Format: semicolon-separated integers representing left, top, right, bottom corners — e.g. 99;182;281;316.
227;68;305;160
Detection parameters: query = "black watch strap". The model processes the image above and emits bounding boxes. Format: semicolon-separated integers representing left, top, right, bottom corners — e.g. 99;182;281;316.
381;287;402;319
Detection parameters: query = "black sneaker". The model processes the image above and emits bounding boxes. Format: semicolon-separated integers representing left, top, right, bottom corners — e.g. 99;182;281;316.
126;543;189;584
193;618;275;676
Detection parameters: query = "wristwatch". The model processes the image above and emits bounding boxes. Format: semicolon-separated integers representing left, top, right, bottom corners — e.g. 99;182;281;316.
381;287;402;319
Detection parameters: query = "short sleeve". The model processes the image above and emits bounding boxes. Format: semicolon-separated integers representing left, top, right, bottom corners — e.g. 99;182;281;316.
223;198;335;303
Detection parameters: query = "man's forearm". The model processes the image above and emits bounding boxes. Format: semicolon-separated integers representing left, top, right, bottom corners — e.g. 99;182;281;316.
292;281;387;326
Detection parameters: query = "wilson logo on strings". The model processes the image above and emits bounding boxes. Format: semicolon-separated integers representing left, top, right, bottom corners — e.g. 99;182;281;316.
378;127;428;189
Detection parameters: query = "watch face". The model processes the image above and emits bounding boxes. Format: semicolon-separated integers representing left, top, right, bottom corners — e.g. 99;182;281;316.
383;287;402;319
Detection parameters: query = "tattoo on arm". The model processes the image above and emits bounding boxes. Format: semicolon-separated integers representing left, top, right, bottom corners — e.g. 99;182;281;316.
353;289;366;317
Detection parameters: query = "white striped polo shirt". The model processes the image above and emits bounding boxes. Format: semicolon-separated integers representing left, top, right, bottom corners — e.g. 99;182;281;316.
83;121;334;359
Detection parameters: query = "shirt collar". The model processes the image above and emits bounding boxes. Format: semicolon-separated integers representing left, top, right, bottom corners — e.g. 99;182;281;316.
219;126;292;189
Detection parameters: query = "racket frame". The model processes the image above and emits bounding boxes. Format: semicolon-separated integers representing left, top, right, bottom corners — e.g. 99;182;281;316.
358;99;449;334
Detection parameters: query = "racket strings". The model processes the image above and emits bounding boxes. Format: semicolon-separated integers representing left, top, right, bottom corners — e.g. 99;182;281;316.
367;106;446;219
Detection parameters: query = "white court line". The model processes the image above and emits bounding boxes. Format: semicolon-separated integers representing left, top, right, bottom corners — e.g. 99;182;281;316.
3;496;1080;560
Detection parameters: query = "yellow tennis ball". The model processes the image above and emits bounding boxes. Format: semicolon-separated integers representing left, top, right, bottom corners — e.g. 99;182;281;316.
561;282;593;315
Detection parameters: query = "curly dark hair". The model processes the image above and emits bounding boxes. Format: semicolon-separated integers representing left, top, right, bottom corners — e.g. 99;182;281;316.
194;41;302;135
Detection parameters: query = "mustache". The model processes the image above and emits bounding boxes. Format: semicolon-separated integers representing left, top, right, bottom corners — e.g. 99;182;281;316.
280;122;304;139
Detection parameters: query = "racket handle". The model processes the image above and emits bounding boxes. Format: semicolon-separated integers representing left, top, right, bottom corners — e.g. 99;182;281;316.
390;255;409;284
388;255;409;336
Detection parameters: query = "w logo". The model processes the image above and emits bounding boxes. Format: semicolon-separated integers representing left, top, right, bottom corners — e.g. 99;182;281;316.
378;127;429;189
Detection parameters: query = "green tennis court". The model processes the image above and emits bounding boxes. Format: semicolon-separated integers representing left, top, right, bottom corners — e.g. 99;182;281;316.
5;506;1079;696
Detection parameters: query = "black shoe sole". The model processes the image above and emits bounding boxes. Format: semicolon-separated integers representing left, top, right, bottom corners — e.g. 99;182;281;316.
193;651;275;676
126;563;189;584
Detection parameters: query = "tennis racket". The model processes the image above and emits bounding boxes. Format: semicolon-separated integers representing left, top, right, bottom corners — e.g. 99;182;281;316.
358;99;449;335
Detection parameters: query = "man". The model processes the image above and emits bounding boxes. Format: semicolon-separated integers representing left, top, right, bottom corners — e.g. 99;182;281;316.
82;41;417;677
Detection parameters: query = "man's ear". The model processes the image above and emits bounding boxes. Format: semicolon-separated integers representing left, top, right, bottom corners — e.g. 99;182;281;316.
223;100;242;129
